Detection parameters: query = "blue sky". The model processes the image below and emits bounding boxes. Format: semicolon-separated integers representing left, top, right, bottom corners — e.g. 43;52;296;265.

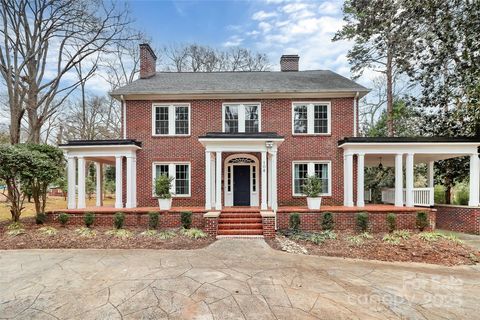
127;0;360;81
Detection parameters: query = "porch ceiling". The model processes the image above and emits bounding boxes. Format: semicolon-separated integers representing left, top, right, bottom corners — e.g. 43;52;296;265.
364;153;467;167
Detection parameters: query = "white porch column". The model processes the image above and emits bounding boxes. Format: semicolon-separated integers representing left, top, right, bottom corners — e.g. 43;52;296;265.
215;151;222;210
125;155;136;208
405;153;415;207
261;151;268;210
95;162;103;207
267;153;272;208
271;150;278;211
205;151;212;210
115;156;123;209
356;153;365;207
211;156;216;208
468;153;480;206
67;156;77;209
77;157;86;209
427;161;435;188
344;154;354;207
394;153;404;207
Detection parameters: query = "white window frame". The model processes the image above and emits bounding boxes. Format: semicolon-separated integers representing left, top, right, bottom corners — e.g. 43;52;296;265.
152;162;191;197
222;102;262;133
151;103;191;136
292;161;332;197
291;102;331;135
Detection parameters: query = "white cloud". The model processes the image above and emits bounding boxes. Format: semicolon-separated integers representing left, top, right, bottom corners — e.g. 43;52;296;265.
252;10;277;21
319;1;341;15
223;35;244;47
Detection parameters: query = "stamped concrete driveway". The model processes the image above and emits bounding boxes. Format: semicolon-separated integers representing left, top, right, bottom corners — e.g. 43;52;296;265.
1;239;479;320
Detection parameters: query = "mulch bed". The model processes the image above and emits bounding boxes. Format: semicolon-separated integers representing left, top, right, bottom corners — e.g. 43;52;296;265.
0;222;215;250
266;232;480;266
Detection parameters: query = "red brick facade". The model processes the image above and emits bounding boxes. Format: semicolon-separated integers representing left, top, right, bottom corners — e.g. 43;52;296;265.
435;205;480;234
124;98;356;208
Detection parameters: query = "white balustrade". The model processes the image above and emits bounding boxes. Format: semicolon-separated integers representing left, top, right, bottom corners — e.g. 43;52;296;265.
381;187;434;207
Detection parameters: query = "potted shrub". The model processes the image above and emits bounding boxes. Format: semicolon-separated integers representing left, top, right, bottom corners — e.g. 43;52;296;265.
154;175;174;210
302;175;322;209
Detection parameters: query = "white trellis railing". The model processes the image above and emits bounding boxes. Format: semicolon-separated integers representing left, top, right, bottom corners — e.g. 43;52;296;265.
381;187;434;207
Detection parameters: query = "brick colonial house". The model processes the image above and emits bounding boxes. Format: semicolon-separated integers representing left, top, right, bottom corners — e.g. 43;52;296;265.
59;44;480;236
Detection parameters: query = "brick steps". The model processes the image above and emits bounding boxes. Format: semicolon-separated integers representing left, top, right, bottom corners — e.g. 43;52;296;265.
218;210;263;237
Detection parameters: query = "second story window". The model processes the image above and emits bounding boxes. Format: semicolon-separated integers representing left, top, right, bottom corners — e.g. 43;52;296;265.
292;102;331;135
223;103;260;133
152;103;190;136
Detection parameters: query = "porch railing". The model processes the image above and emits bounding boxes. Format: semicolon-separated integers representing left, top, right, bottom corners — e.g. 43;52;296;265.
364;189;372;202
381;187;434;207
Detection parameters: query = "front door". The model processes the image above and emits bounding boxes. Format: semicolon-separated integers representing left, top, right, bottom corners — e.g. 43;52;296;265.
233;165;250;206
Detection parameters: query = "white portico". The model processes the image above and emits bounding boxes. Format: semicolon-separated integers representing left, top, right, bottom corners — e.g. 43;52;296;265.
60;140;141;210
339;137;480;208
199;133;284;211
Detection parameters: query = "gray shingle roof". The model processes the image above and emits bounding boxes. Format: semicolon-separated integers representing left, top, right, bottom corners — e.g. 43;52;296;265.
110;70;369;96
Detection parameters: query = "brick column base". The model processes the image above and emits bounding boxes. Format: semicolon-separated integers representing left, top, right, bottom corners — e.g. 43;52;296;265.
261;211;276;238
204;211;220;237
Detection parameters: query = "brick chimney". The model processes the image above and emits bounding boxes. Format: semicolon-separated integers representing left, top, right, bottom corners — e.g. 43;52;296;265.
280;54;299;72
139;43;157;79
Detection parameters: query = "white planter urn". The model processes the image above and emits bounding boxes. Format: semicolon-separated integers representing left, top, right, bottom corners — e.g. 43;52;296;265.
307;197;322;210
158;198;172;210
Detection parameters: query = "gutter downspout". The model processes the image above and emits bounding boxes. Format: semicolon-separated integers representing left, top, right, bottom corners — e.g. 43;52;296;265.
353;92;359;137
121;95;126;139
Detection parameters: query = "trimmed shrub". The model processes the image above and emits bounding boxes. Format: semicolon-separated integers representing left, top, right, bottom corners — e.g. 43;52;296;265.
181;211;192;229
321;212;334;231
289;213;301;232
58;213;70;226
386;213;396;233
148;211;160;230
416;211;429;231
113;212;125;229
84;212;95;228
35;213;47;225
356;212;369;233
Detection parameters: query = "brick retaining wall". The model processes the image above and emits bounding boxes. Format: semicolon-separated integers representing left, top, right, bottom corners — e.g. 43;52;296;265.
435;205;480;234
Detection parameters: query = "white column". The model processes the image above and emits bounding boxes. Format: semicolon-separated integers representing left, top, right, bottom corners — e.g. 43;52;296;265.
356;153;365;207
261;151;267;210
427;161;435;188
67;156;76;209
115;155;123;208
271;150;278;211
95;162;103;207
215;151;222;210
344;154;354;207
267;153;272;208
125;155;136;208
205;151;212;210
405;153;415;207
395;153;404;207
77;157;86;209
211;156;216;208
468;153;480;206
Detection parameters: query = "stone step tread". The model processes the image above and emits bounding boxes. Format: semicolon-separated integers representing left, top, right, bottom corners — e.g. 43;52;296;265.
218;223;263;230
217;229;264;235
220;213;262;218
218;218;263;224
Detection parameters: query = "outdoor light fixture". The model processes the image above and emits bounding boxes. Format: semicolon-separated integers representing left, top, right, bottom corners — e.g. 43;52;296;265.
378;157;384;171
265;141;274;149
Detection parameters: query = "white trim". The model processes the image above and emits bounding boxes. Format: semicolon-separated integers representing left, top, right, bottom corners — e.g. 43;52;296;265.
224;153;259;207
151;103;191;137
291;101;331;136
222;102;262;133
292;160;332;197
121;95;126;139
152;161;192;197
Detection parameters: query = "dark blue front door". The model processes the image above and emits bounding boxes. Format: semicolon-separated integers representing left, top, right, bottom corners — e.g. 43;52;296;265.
233;166;250;206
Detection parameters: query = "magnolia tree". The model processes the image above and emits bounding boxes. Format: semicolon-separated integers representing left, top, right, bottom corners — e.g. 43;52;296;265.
0;144;64;221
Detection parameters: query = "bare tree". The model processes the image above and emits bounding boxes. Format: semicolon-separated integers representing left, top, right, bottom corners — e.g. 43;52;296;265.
0;0;137;144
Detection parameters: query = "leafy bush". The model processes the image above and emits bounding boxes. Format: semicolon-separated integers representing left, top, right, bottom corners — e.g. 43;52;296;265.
181;228;207;239
453;183;469;205
434;185;446;204
418;231;443;242
154;174;174;199
386;213;396;233
105;229;132;238
38;226;57;236
140;230;157;237
35;212;47;225
58;213;70;226
148;211;159;230
181;211;192;229
321;212;334;231
113;212;125;229
416;211;429;231
392;230;411;240
157;230;177;240
6;222;25;236
289;213;301;232
382;234;400;245
302;175;322;197
360;232;373;239
347;235;364;246
75;227;96;237
84;212;95;228
356;212;369;233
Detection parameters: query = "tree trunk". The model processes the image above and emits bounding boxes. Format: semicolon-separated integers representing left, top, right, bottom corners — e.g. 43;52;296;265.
386;50;394;137
9;106;23;145
445;186;451;204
